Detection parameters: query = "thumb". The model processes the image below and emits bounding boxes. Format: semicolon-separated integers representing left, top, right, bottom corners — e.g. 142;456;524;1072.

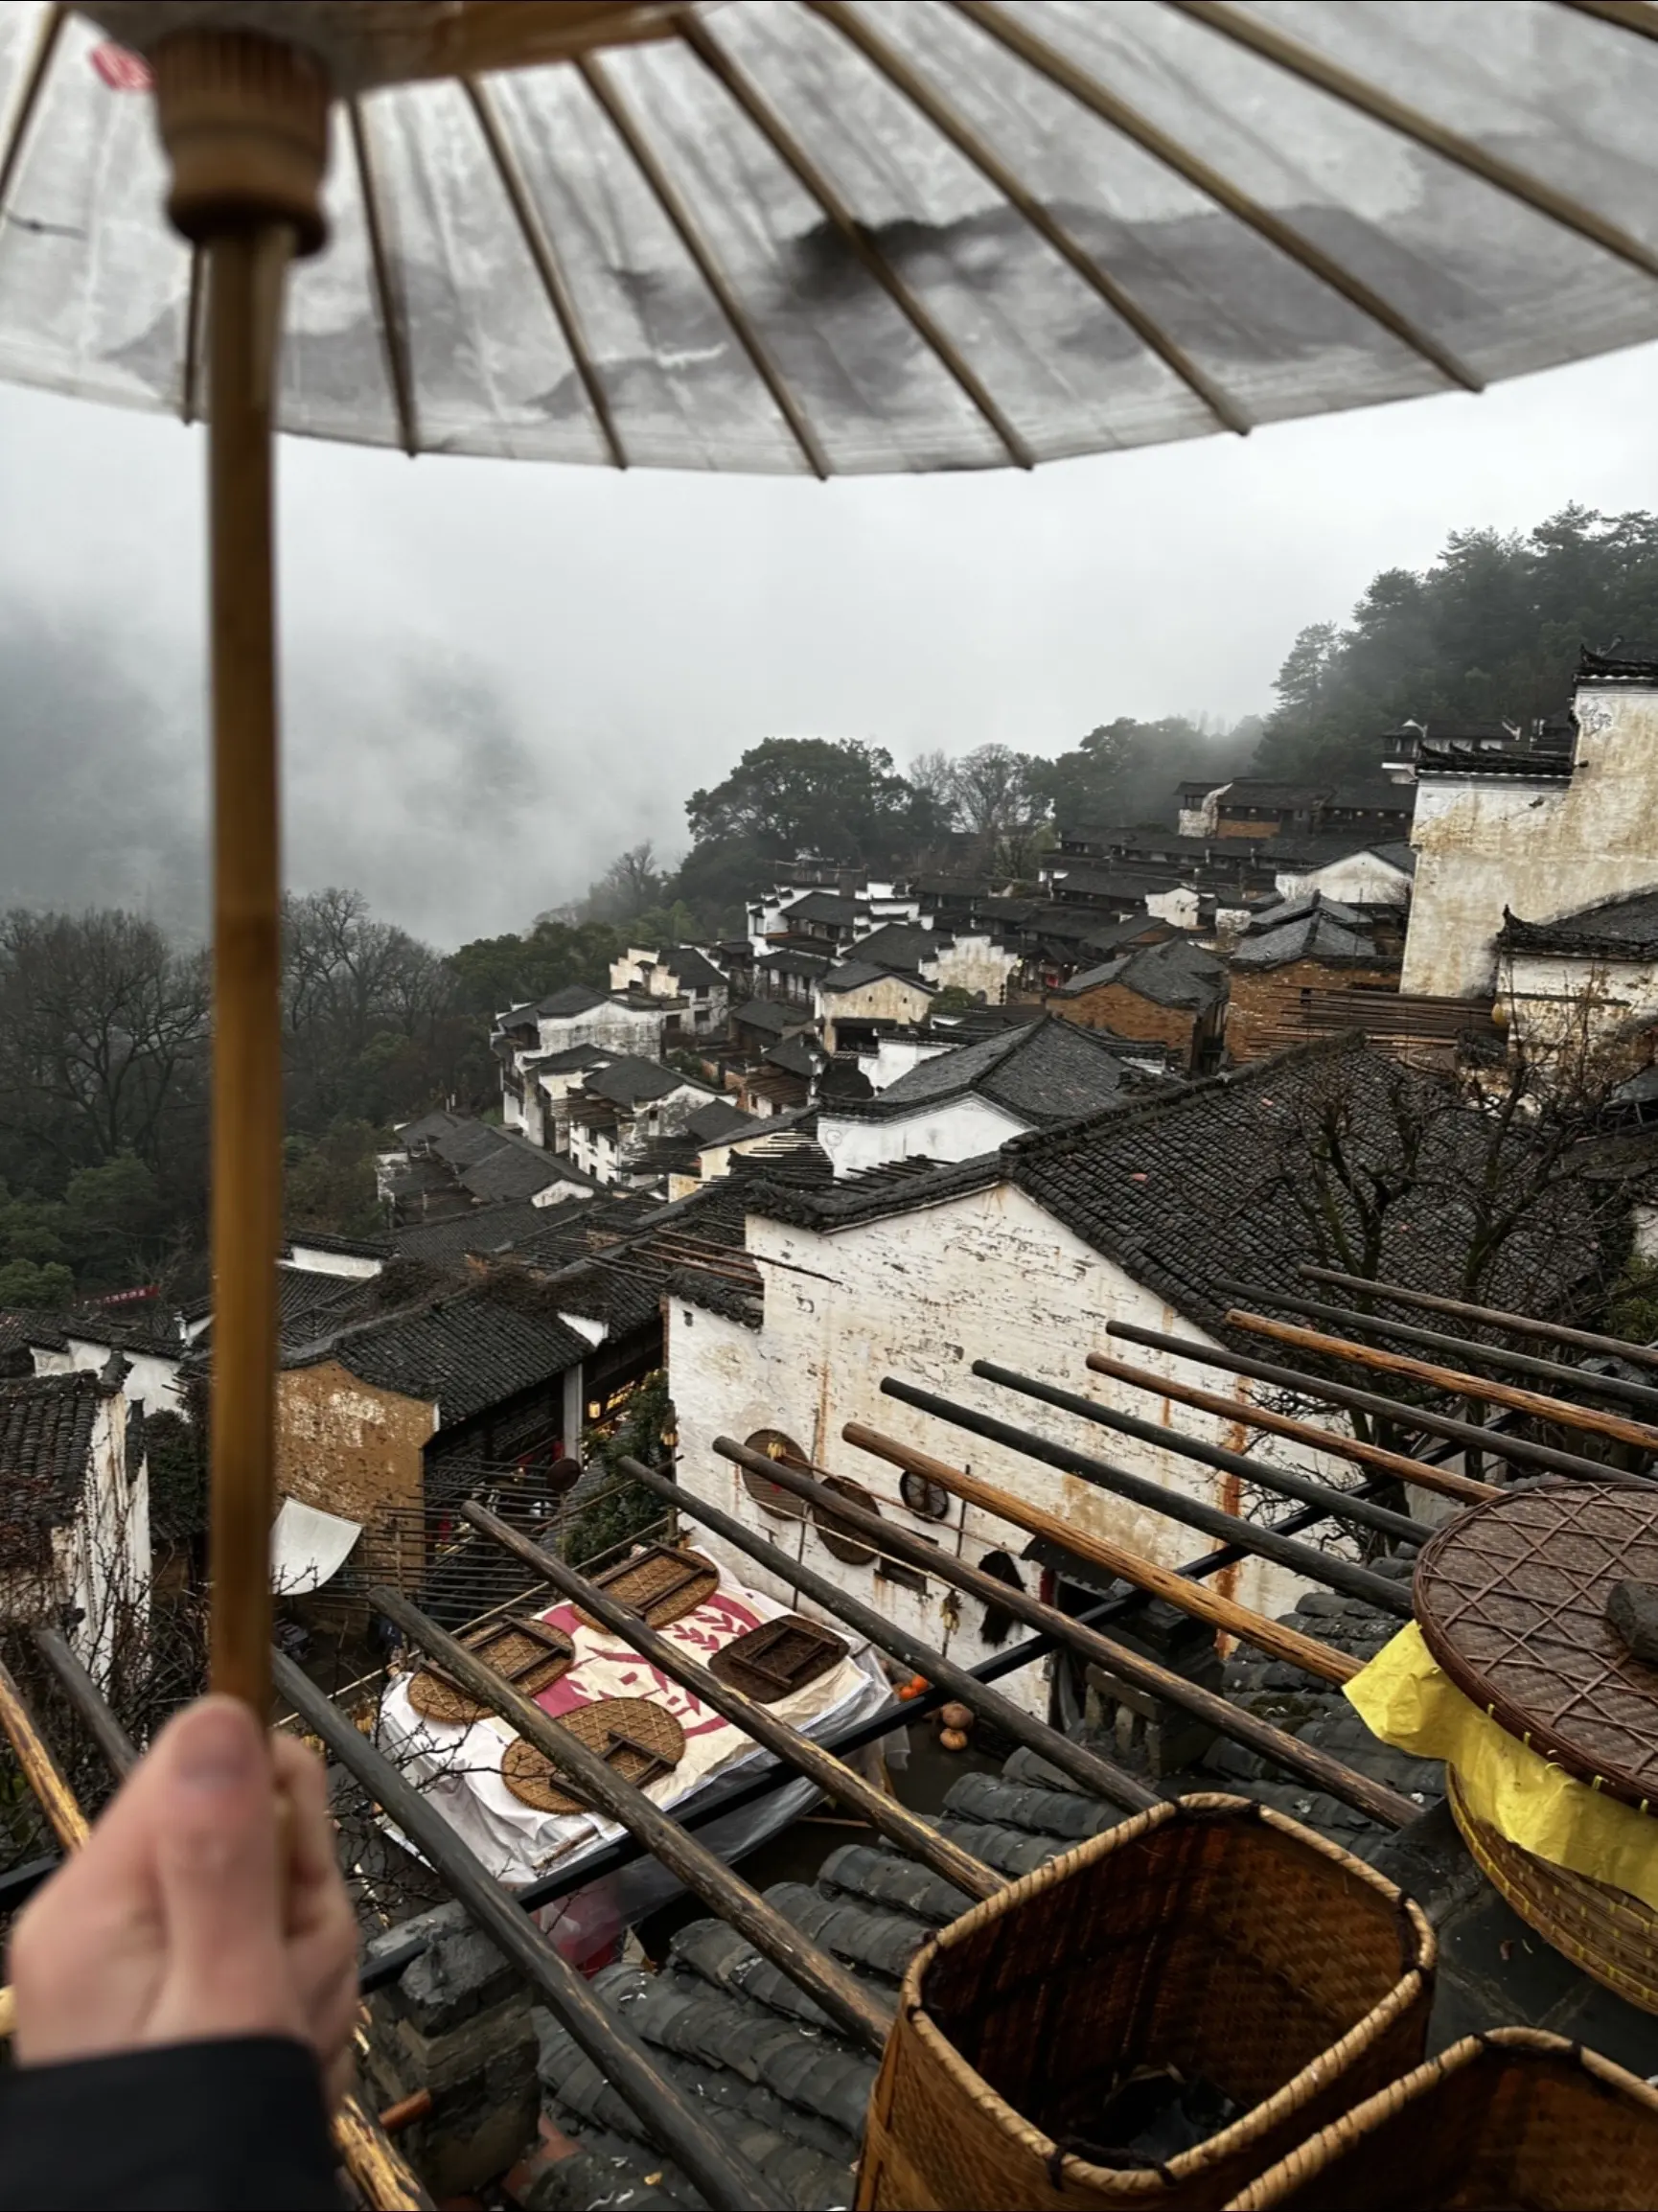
147;1697;303;2046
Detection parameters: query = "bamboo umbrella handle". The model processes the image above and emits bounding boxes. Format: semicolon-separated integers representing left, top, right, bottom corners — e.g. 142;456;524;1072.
152;31;331;1711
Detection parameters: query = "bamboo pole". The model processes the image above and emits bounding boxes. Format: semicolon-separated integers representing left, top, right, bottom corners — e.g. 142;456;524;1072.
715;1443;1418;1830
841;1423;1360;1686
1300;1265;1658;1374
1083;1348;1499;1506
201;221;290;1713
972;1358;1423;1547
876;1380;1413;1616
458;1501;1002;1903
1228;1312;1658;1458
622;1455;1159;1811
33;1627;138;1777
1216;1280;1658;1420
271;1650;771;2212
369;1584;894;2056
0;1653;88;1850
1106;1319;1634;1486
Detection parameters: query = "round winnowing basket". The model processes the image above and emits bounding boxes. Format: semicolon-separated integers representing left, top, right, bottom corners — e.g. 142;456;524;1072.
857;1796;1435;2212
499;1696;685;1816
1444;1765;1658;2015
1224;2026;1658;2210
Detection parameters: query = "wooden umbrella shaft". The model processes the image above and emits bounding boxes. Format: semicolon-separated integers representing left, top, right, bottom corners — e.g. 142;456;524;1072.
205;226;291;1712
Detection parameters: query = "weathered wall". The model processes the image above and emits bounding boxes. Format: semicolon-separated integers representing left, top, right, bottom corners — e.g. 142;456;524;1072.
1402;684;1658;1000
1227;958;1401;1062
933;933;1019;1004
63;1336;184;1417
535;1001;663;1059
1275;852;1412;907
817;974;933;1051
1498;949;1658;1052
817;1094;1025;1177
668;1185;1351;1718
288;1242;383;1279
276;1361;435;1588
1057;979;1201;1064
859;1035;956;1092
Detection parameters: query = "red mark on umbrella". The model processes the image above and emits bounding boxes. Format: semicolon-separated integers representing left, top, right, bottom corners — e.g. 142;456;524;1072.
91;43;152;91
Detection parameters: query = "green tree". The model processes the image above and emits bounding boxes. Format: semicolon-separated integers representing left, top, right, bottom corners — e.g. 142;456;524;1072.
686;738;948;865
1029;716;1259;832
285;1118;383;1238
1254;507;1658;778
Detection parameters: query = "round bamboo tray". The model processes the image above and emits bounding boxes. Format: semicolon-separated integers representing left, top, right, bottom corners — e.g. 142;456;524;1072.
1444;1765;1658;2015
1224;2026;1658;2209
500;1696;685;1816
857;1794;1436;2212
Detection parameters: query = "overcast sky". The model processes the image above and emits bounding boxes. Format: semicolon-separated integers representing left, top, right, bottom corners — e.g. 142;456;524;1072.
2;336;1656;948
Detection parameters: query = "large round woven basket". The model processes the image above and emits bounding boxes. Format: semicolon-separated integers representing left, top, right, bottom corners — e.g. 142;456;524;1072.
1444;1765;1658;2016
857;1795;1435;2212
1224;2026;1658;2209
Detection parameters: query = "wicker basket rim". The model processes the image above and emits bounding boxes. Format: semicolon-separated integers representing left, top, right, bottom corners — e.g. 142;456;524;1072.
898;1793;1438;2195
1224;2027;1658;2210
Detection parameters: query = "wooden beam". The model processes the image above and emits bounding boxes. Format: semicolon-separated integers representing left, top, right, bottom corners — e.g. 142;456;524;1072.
841;1421;1359;1684
1301;1263;1658;1374
0;1651;87;1850
1084;1347;1499;1505
1227;1311;1658;1457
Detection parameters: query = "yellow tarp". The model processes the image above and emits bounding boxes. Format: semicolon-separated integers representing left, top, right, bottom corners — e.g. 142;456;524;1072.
1345;1623;1658;1912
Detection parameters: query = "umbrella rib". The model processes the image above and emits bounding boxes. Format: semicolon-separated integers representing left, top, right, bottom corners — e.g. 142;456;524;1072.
679;11;1035;469
952;0;1483;394
0;3;65;219
179;244;204;425
1562;0;1658;35
1174;0;1658;285
463;76;628;471
577;52;832;479
348;101;419;458
808;0;1248;437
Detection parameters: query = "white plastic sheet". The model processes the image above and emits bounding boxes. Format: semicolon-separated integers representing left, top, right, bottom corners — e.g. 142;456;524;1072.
270;1495;361;1594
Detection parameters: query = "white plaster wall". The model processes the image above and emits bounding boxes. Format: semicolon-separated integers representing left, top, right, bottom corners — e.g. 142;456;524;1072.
933;934;1019;1004
1146;887;1200;929
64;1338;184;1417
817;1095;1025;1177
537;1002;664;1058
859;1036;955;1092
1300;852;1411;907
816;975;933;1050
529;1178;587;1210
1499;950;1658;1050
1403;686;1658;999
288;1243;382;1279
668;1185;1351;1720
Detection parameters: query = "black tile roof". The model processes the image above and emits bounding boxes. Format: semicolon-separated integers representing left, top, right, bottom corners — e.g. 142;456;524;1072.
388;1199;552;1269
757;949;832;980
460;1141;595;1206
661;947;727;992
1578;645;1658;684
528;1045;615;1075
0;1371;112;1562
284;1286;590;1423
1231;910;1387;971
1059;938;1227;1011
685;1100;762;1145
582;1057;695;1109
1498;887;1658;959
536;983;612;1018
0;1310;70;1371
780;892;861;926
750;1042;1596;1335
843;923;942;974
823;1019;1134;1128
764;1034;818;1078
735;999;808;1035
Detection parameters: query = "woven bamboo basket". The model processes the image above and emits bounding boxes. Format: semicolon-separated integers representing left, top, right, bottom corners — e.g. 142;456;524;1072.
857;1795;1435;2212
1445;1766;1658;2015
1224;2026;1658;2209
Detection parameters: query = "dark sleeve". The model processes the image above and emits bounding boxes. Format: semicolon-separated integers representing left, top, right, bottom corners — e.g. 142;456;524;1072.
0;2035;342;2210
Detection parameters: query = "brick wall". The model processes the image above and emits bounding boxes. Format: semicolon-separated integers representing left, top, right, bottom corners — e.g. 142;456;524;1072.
1056;980;1201;1064
276;1361;434;1587
1227;959;1401;1062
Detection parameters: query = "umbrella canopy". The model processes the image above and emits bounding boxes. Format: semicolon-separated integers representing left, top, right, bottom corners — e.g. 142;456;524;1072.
7;0;1658;1714
4;1;1658;475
